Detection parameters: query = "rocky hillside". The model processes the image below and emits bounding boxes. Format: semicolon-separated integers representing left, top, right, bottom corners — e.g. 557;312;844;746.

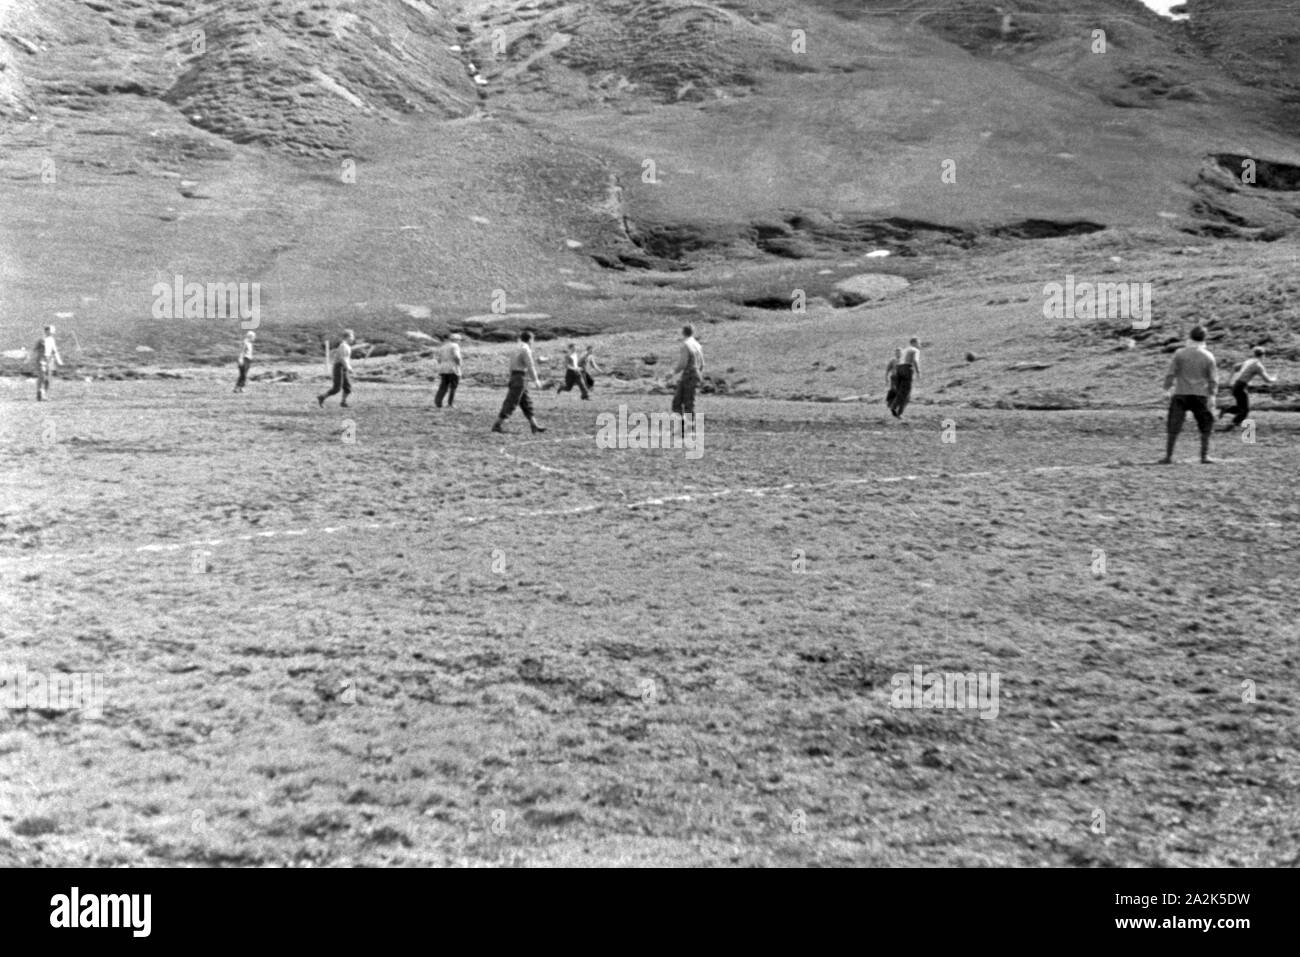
0;0;1296;377
0;0;478;152
1186;0;1300;127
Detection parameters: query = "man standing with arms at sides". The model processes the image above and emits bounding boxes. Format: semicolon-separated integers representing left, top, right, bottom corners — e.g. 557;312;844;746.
580;345;601;393
1160;324;1218;464
318;329;355;409
34;324;63;401
671;324;704;434
556;343;590;399
1219;346;1278;432
891;337;921;418
435;333;463;409
234;331;255;393
492;330;546;434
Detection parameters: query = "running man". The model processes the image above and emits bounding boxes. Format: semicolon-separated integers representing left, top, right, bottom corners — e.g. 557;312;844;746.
34;325;63;401
1219;346;1277;431
234;331;255;393
671;324;704;420
890;338;921;418
556;343;590;399
317;329;355;408
435;333;463;408
580;346;601;392
1160;325;1218;464
492;331;546;434
885;347;902;411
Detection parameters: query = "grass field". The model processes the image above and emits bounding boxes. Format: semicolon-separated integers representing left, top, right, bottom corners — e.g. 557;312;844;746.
2;375;1297;866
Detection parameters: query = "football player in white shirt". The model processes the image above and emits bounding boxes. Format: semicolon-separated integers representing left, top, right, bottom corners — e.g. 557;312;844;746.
435;333;463;408
35;324;63;401
317;329;356;408
234;331;255;393
1219;346;1278;431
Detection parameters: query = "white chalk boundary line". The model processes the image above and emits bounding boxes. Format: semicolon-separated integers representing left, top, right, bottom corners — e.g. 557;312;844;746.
499;448;576;477
0;457;1237;568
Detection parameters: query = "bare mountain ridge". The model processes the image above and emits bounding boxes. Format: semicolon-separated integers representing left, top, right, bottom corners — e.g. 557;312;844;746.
1;0;479;153
3;1;1296;151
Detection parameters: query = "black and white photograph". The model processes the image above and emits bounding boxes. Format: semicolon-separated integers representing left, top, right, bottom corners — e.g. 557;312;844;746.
0;0;1296;904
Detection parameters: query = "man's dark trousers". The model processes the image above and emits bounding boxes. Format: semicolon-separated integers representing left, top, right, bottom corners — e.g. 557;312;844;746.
499;371;533;420
891;365;914;417
672;368;699;416
322;362;351;400
559;369;589;398
435;373;459;407
1165;393;1214;461
1220;381;1250;427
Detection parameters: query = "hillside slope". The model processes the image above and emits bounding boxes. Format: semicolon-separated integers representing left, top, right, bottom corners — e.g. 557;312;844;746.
0;0;1296;392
